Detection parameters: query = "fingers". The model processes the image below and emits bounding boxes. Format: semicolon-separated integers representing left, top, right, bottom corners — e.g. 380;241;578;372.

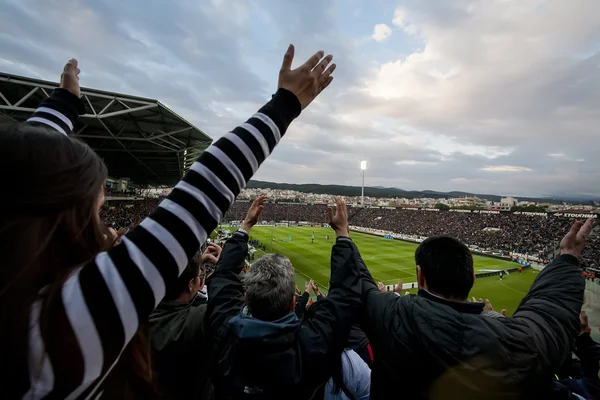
501;309;507;317
312;54;333;75
280;44;295;72
485;299;494;311
565;220;584;239
472;297;477;303
64;58;79;73
300;50;325;71
318;63;336;85
254;195;267;207
326;207;334;224
334;196;347;215
478;298;483;303
204;254;219;264
577;217;595;242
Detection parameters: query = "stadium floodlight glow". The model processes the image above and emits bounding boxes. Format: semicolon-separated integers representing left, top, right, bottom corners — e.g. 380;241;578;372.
360;160;367;206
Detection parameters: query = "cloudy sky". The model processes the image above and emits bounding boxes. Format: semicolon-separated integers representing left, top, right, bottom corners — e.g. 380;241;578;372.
1;0;599;198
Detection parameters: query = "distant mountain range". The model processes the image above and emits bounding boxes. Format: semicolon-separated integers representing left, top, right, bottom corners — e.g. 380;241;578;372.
246;180;588;205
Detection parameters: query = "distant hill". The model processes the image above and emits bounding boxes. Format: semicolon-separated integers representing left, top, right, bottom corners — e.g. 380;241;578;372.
246;180;570;204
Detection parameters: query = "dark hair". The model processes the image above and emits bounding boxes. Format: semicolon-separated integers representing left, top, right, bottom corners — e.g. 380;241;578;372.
0;123;151;398
415;236;474;300
163;252;202;301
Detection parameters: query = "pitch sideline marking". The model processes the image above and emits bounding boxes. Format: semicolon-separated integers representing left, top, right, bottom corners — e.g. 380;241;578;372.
497;279;527;296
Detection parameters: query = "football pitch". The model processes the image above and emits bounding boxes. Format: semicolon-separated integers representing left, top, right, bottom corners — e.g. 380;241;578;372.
245;226;538;315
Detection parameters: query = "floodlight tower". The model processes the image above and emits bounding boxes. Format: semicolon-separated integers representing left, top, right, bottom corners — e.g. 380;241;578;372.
360;160;367;206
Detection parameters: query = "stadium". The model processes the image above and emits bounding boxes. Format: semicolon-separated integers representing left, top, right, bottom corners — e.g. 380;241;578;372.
2;24;599;400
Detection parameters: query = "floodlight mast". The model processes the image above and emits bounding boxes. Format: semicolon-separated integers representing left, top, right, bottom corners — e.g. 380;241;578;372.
360;160;367;206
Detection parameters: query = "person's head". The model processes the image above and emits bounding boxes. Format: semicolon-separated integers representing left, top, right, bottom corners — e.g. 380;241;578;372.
1;123;109;295
415;236;474;301
164;252;204;303
243;253;295;321
0;123;108;383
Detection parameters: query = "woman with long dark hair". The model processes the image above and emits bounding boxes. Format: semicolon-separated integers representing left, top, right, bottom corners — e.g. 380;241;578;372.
0;47;335;399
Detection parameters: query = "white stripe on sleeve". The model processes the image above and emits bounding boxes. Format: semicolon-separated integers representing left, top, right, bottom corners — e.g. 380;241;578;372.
35;107;74;131
253;112;281;143
204;146;246;192
26;117;67;136
158;198;208;246
189;162;235;205
171;181;222;222
139;218;188;274
59;270;104;400
94;251;139;341
121;238;168;306
221;133;259;173
240;122;270;159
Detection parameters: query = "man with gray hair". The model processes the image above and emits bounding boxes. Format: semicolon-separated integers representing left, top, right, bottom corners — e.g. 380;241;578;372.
205;196;363;399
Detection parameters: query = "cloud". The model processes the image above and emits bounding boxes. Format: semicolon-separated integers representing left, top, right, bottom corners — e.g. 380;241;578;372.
372;24;392;41
0;0;598;199
480;166;532;172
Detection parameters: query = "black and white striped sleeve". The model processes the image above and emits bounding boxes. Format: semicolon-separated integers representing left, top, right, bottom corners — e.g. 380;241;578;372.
26;88;302;399
25;88;85;135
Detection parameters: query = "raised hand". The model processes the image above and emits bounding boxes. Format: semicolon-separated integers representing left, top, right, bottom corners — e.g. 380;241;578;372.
241;195;266;232
484;299;494;312
394;280;403;295
305;280;313;294
327;197;349;237
295;285;302;297
278;45;336;109
378;282;386;293
560;218;595;259
60;58;81;97
202;243;222;265
311;281;323;297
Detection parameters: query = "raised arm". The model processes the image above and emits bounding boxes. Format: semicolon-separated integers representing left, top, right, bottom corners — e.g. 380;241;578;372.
26;51;336;398
206;196;266;336
511;219;593;370
298;198;363;378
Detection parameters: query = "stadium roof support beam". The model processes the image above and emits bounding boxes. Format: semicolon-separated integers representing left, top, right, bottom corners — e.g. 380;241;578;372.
0;71;212;185
81;103;158;119
13;87;39;107
98;119;160;179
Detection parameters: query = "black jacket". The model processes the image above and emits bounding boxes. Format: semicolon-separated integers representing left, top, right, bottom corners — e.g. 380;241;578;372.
149;299;212;399
358;254;585;399
205;233;362;399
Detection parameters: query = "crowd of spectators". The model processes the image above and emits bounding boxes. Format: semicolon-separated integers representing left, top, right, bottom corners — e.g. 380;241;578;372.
100;200;598;267
223;201;598;266
101;198;161;228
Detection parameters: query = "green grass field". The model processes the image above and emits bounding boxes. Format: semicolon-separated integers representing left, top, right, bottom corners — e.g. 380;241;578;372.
244;226;537;315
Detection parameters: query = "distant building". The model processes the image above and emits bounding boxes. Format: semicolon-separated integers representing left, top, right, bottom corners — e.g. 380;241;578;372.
500;196;517;207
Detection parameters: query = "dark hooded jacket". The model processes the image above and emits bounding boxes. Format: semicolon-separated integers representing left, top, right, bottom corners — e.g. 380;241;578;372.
357;253;585;400
149;298;212;399
205;232;363;400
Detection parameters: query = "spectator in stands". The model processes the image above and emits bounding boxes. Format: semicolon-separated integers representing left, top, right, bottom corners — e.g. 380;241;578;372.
149;244;221;399
356;216;593;399
205;197;362;399
0;47;335;399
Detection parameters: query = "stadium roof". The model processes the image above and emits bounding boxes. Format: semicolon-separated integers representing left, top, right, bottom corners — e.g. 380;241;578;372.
0;72;212;186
